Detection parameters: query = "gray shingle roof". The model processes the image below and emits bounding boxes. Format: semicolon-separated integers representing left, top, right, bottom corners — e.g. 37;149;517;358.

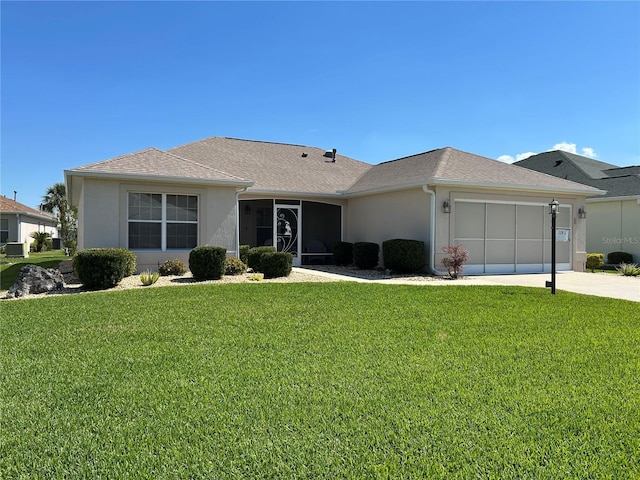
515;150;640;198
70;147;251;185
169;137;371;195
347;147;602;195
67;138;603;198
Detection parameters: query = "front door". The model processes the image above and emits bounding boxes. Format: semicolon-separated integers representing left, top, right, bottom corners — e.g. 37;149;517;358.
275;205;301;266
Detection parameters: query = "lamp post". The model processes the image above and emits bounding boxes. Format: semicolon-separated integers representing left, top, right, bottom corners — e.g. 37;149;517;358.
546;199;559;294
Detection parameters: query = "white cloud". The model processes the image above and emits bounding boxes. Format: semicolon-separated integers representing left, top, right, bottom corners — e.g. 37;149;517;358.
551;142;577;154
497;142;597;163
515;152;536;161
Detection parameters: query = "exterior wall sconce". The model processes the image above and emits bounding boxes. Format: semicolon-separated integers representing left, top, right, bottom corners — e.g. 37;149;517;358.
244;204;251;214
443;198;451;213
578;206;586;218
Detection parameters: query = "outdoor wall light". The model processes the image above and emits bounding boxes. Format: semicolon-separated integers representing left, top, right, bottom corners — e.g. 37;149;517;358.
244;204;251;214
578;206;586;218
443;198;451;213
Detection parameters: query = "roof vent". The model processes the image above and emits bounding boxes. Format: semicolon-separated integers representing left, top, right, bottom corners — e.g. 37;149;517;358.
324;148;337;163
301;152;308;157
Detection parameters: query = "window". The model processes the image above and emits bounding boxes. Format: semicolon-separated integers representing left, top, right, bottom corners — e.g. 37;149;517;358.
0;219;8;243
128;193;198;250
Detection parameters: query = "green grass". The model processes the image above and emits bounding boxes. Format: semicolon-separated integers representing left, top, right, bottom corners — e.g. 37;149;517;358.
1;283;638;479
0;250;68;290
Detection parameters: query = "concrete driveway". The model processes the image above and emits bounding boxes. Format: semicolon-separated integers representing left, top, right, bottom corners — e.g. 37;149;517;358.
448;272;640;302
298;268;640;302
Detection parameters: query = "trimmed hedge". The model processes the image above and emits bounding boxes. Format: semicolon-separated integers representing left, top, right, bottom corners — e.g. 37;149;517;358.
224;257;247;276
333;242;353;266
247;246;277;272
189;246;226;281
261;252;293;279
353;242;379;270
73;248;136;290
608;251;633;265
158;259;188;276
586;253;604;272
383;239;425;273
239;245;250;265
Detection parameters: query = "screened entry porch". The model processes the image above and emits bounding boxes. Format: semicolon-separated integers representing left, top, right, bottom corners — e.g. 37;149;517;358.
239;200;341;266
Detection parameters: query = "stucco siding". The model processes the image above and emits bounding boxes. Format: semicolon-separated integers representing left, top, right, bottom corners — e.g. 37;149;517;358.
83;179;121;248
586;199;640;262
346;188;431;268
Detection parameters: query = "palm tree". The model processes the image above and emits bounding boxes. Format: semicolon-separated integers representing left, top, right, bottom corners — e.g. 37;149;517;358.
41;183;77;248
30;231;51;252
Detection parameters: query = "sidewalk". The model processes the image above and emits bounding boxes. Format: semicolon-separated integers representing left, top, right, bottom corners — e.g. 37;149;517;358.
294;268;640;302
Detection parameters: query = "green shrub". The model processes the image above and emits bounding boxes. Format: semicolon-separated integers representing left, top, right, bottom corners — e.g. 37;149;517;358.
608;251;634;265
247;246;277;272
333;242;353;266
189;246;226;281
586;253;604;272
239;245;250;265
140;270;160;286
30;232;52;252
616;262;640;276
158;259;188;276
122;249;137;276
73;248;134;289
64;239;77;256
382;239;426;273
261;252;293;279
224;257;247;276
353;242;379;270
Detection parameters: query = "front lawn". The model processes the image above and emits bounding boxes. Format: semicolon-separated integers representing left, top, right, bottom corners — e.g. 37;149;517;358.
0;250;68;290
1;283;638;478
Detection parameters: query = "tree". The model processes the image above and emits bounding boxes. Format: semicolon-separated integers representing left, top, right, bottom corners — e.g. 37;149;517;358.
41;182;77;249
30;231;51;252
441;244;469;279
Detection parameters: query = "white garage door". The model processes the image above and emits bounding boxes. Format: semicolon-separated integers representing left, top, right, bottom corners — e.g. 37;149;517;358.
454;200;572;274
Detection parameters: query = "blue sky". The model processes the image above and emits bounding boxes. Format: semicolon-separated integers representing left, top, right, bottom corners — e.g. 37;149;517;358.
2;1;639;209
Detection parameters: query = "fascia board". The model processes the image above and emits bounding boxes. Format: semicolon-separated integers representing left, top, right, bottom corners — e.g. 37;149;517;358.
1;211;55;222
245;188;347;199
64;169;254;188
429;178;606;196
339;181;430;198
586;194;640;203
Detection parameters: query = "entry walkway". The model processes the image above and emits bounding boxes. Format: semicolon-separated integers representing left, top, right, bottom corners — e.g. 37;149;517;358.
295;268;640;302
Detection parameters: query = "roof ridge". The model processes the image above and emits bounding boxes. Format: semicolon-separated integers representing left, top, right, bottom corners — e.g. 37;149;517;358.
160;149;249;181
433;147;453;178
75;147;160;170
373;147;446;166
169;135;311;151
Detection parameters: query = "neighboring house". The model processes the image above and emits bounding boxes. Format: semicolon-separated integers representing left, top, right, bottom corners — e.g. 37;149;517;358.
0;195;58;247
515;151;640;263
65;136;603;274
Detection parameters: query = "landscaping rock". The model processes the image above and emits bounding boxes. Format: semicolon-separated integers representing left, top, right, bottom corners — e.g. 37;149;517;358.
6;264;65;298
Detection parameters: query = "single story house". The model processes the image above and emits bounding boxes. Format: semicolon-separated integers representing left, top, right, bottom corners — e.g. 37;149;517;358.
65;136;603;274
0;195;58;249
515;151;640;263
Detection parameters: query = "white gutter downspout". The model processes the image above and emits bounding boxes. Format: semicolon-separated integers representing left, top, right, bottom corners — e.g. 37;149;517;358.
235;187;249;258
422;186;442;275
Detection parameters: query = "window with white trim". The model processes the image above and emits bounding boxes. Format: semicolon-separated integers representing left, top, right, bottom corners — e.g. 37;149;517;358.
0;219;8;243
128;193;198;250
